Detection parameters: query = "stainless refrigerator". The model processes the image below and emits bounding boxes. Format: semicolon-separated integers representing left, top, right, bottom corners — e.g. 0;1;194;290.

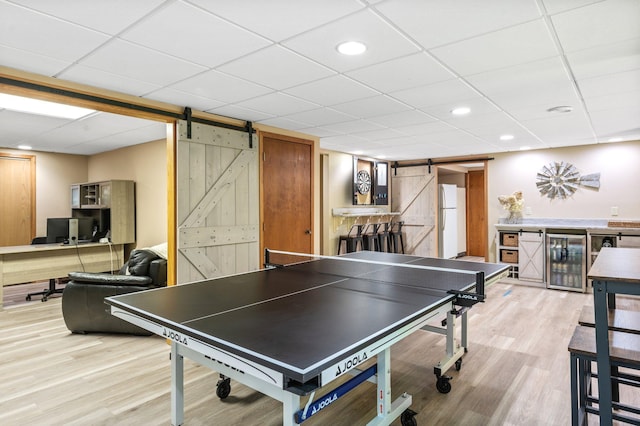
438;184;458;259
546;232;587;292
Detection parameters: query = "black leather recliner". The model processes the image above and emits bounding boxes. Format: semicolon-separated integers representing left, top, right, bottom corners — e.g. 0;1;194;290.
62;249;167;335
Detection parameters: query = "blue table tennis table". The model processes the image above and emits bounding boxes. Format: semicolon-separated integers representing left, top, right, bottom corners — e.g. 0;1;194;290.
106;250;509;425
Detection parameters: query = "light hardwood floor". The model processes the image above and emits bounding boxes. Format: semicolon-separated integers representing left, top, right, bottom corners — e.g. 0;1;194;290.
1;281;638;425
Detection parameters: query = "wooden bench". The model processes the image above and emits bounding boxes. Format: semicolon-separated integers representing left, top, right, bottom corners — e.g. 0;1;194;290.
568;325;640;425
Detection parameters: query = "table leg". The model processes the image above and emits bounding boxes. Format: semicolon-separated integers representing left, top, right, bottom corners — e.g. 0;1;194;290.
282;391;301;426
377;348;391;419
171;342;185;426
593;280;613;425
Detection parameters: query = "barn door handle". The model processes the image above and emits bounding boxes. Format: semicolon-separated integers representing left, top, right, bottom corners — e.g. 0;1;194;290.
305;229;312;235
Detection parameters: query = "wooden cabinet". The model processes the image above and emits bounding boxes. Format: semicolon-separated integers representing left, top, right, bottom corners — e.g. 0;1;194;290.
71;180;135;244
496;228;544;283
518;231;544;282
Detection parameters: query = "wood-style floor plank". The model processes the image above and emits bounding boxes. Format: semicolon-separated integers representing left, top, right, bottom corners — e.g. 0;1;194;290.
2;281;639;425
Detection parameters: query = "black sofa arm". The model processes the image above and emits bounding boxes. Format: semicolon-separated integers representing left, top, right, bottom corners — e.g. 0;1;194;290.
149;258;168;287
68;271;153;286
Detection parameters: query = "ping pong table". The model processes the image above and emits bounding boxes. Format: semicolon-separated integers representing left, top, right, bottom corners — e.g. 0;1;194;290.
106;250;509;425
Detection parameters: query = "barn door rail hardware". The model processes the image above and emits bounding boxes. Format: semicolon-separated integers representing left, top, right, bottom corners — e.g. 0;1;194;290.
392;157;494;175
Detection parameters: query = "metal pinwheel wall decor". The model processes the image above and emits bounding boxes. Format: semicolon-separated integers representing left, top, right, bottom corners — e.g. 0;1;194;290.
536;161;600;199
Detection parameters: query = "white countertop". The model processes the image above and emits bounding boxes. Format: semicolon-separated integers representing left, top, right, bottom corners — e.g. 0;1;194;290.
495;218;640;235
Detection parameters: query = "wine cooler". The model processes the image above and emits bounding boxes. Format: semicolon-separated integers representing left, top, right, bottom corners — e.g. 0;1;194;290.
546;232;587;292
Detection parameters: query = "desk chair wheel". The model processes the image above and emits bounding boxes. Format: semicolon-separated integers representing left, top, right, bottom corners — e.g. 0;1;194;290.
436;376;452;394
216;376;231;399
401;409;418;426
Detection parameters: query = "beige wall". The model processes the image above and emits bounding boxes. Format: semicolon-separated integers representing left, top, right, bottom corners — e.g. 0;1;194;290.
1;148;88;237
88;139;167;249
487;140;640;260
1;139;166;249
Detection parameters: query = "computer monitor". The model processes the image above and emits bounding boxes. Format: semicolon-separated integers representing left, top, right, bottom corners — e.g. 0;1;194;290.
46;217;95;243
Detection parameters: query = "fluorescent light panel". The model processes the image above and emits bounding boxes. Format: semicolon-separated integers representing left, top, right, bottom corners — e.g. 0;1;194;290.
0;93;95;119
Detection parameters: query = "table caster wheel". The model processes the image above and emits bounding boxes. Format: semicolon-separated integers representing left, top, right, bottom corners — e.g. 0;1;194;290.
455;358;462;371
216;377;231;399
436;376;451;394
401;409;417;426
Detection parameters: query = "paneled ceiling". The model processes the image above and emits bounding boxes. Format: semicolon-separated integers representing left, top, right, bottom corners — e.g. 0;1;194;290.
0;0;638;159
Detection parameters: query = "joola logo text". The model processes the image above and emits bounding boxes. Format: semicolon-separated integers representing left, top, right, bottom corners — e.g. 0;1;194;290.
163;328;188;345
311;393;337;415
335;352;368;376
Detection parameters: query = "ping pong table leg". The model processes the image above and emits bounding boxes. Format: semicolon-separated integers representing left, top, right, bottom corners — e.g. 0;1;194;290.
377;347;391;419
282;391;301;426
171;342;185;426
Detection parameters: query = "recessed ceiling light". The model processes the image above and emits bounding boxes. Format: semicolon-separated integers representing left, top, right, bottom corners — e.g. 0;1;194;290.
519;146;531;151
607;137;623;143
17;145;32;150
0;93;95;119
337;41;367;56
499;134;514;141
546;105;573;114
451;107;471;116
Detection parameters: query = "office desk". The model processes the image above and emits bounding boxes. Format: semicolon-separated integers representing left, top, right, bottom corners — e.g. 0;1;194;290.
588;247;640;424
0;242;124;309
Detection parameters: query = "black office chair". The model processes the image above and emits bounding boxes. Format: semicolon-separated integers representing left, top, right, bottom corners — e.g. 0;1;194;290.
26;237;65;302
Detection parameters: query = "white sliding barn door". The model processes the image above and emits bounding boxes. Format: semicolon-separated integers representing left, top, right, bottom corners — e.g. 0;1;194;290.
391;165;437;257
176;120;259;283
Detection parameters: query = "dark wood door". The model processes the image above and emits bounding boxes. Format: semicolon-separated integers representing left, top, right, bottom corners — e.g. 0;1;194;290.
261;134;313;256
0;154;35;246
466;169;486;258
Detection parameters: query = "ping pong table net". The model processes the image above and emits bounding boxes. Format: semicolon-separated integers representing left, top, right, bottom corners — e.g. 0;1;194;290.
264;249;486;307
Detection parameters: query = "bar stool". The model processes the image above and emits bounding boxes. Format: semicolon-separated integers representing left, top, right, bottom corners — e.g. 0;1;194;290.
337;224;364;254
362;224;380;252
376;221;392;252
389;221;405;254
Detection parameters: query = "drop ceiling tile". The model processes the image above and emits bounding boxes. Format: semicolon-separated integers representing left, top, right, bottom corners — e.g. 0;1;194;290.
283;108;356;127
234;92;320;116
391;79;478;110
346;52;455;93
283;9;420;73
297;126;342;138
167;69;273;103
566;38;640;80
208;104;273;122
0;45;71;77
521;113;596;144
79;39;207;86
121;1;271;68
321;119;386;134
369;110;436;128
283;75;379;106
189;0;362;42
551;0;640;53
256;117;312;131
578;69;640;99
59;64;162;96
590;106;640;136
430;19;559;76
216;45;335;90
377;0;542;49
331;95;412;118
0;110;68;145
352;128;409;142
0;2;109;62
583;90;640;113
145;88;225;112
422;97;502;122
466;57;570;97
396;121;456;137
11;0;164;35
541;0;603;15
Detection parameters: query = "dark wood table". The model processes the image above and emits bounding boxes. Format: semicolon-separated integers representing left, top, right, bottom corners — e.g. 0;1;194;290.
587;247;640;424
